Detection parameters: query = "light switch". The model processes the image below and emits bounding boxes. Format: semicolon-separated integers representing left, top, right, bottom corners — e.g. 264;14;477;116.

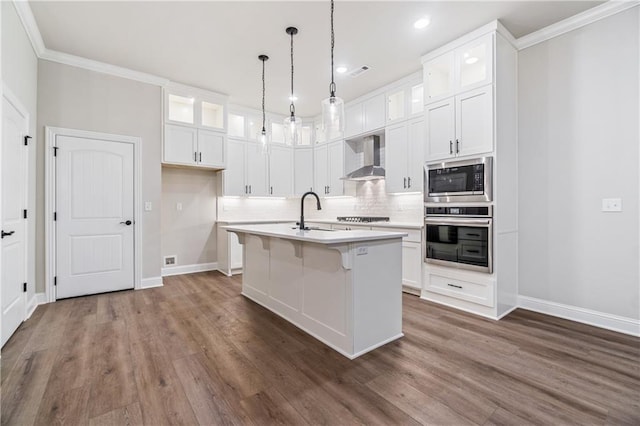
176;202;183;211
602;198;622;212
145;201;152;211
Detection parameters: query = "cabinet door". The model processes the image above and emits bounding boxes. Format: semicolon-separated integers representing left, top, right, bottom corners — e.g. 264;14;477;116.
164;125;197;165
385;122;409;193
223;139;246;196
294;148;314;195
363;94;386;133
455;85;493;157
407;117;425;191
327;141;344;196
197;129;225;168
269;146;293;196
402;241;422;290
455;33;493;93
387;88;405;123
246;144;269;196
424;51;454;103
344;103;363;138
425;98;455;161
314;144;328;195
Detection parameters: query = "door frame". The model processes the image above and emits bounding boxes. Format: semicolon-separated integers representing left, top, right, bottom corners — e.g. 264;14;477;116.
1;83;30;322
44;127;142;302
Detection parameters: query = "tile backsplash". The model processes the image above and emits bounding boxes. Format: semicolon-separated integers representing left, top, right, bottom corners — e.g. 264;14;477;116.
217;179;422;224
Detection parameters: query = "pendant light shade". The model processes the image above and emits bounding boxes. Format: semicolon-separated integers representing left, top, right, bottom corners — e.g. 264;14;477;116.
258;54;270;154
284;27;299;145
321;0;344;141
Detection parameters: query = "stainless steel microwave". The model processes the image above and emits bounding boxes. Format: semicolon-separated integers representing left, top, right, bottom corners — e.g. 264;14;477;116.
424;157;493;203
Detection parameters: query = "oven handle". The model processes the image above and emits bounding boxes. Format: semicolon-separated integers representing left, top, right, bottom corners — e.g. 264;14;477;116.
424;217;492;226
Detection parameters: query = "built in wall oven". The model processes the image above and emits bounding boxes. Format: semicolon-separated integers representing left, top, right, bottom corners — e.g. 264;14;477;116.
425;206;492;273
424;157;493;203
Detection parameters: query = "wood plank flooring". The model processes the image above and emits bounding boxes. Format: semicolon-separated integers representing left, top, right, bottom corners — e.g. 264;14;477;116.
2;271;639;425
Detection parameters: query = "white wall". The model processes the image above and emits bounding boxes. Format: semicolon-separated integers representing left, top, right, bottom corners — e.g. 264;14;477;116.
518;7;639;320
2;2;38;302
37;60;163;285
162;167;217;267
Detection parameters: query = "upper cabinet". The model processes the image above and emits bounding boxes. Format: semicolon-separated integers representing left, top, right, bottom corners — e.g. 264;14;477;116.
163;84;228;169
344;93;386;139
387;80;424;124
423;33;493;104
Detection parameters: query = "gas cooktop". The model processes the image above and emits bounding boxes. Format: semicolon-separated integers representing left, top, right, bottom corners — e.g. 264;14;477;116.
336;216;390;223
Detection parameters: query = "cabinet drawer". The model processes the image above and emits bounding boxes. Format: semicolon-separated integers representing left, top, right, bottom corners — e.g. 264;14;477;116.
426;273;494;307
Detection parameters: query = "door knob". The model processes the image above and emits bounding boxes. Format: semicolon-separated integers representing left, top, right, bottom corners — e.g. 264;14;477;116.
1;230;15;238
119;220;133;226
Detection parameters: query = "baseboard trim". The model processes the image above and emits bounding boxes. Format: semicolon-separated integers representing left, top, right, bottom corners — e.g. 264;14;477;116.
140;276;164;289
518;296;640;337
162;262;218;277
26;293;47;319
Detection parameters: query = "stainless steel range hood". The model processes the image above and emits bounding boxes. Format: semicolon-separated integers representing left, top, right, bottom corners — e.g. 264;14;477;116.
341;135;385;181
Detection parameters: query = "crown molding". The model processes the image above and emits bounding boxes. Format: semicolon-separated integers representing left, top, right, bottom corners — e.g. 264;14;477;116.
516;1;640;50
12;0;45;56
39;49;170;87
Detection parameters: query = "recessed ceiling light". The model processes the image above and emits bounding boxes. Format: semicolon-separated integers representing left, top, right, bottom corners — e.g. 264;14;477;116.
465;57;479;65
413;17;430;29
336;66;348;74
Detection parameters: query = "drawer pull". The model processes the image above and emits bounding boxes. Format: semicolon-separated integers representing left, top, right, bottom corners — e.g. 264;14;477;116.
466;249;480;253
447;283;463;289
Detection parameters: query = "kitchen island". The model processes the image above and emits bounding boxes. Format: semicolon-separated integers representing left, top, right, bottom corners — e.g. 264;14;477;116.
224;223;406;359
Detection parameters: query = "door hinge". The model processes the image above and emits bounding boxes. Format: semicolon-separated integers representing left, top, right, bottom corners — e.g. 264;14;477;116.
54;276;57;286
54;212;57;221
24;135;32;146
23;282;27;292
53;146;59;156
23;209;27;219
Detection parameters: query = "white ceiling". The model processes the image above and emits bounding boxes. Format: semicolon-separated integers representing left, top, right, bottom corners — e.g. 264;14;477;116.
29;1;603;117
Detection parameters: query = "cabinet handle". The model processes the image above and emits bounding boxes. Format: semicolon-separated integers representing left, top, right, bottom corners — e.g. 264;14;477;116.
327;186;330;194
270;186;273;195
408;177;411;188
447;283;463;289
249;185;252;194
449;140;453;154
199;152;202;162
456;139;460;154
403;177;407;189
245;185;248;194
194;152;198;162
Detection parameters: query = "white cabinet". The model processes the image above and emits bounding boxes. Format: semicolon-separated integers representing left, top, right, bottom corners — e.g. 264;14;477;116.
164;125;225;169
344;94;386;138
314;141;344;196
425;85;492;161
294;147;314;195
246;145;269;196
385;117;424;193
423;33;493;103
269;146;293;196
402;241;422;292
217;222;243;276
387;82;424;124
223;138;247;196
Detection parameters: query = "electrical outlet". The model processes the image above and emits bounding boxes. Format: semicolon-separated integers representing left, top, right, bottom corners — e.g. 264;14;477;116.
144;201;152;211
356;246;368;256
176;202;183;211
602;198;622;212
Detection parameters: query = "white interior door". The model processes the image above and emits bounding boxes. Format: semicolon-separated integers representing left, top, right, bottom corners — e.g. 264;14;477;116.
2;96;28;347
55;135;135;299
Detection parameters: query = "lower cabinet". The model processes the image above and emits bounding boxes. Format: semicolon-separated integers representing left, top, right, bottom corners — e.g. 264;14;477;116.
401;241;422;292
217;222;244;276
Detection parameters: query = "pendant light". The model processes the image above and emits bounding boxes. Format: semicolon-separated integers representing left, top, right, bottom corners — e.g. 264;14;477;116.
321;0;344;141
283;26;299;145
258;54;270;154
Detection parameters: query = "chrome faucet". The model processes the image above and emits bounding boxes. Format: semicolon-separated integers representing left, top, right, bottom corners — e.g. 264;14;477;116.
300;191;322;230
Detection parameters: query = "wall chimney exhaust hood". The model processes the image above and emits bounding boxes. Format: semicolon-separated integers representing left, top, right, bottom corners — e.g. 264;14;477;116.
341;135;385;181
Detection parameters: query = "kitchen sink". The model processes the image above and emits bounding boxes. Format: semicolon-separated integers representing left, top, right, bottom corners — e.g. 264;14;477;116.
291;226;335;232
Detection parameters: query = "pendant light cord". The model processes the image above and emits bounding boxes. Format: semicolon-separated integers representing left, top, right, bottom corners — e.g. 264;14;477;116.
261;56;266;133
289;30;296;117
329;0;336;98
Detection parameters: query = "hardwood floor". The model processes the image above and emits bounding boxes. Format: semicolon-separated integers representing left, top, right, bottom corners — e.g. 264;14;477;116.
2;271;639;425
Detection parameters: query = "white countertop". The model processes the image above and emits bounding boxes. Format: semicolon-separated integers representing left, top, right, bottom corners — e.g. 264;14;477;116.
307;219;423;230
223;223;407;244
